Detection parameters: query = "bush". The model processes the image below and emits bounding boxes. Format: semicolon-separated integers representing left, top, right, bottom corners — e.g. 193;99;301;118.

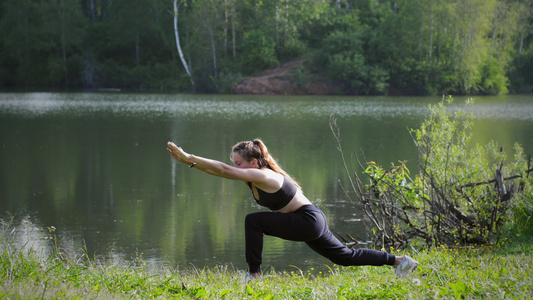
480;59;509;95
277;36;307;62
309;30;388;95
506;145;533;238
240;30;279;75
331;96;532;248
211;71;242;94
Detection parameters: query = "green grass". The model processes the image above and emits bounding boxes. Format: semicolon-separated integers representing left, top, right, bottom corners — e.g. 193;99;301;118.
1;224;532;299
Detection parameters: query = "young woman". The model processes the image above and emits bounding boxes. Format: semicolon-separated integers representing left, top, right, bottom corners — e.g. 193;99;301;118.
166;139;418;279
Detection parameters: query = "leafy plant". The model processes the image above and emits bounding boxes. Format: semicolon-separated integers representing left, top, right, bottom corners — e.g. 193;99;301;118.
241;30;279;75
289;65;312;89
480;59;509;95
331;96;533;248
309;29;389;95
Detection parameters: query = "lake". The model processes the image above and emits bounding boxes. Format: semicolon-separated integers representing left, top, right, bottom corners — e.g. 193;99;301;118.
1;92;532;273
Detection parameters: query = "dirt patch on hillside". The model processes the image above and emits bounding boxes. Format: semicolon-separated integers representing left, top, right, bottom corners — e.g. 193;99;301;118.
232;59;337;95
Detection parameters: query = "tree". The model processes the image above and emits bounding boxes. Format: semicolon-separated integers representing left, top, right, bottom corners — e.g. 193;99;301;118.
241;30;279;74
0;0;530;93
174;0;195;87
53;0;85;87
516;0;532;67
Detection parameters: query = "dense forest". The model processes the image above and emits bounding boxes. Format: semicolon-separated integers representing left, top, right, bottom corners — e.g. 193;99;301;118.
0;0;532;95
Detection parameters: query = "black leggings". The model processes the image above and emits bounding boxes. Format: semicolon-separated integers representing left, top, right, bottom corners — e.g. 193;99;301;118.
245;205;396;273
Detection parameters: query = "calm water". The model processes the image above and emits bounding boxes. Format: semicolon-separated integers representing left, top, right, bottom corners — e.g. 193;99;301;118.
1;93;532;272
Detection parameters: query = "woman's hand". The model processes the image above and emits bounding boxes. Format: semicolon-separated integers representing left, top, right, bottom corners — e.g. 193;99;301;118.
167;141;192;163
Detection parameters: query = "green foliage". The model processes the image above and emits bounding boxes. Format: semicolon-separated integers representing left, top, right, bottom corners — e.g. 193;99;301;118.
410;98;508;244
509;37;533;93
415;99;529;243
211;71;243;93
309;29;389;95
289;65;313;89
276;36;308;62
332;96;532;248
0;0;530;93
506;145;533;237
240;30;279;75
480;59;510;94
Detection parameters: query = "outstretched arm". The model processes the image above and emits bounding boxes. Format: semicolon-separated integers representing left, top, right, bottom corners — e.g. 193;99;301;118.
167;141;233;178
166;141;267;182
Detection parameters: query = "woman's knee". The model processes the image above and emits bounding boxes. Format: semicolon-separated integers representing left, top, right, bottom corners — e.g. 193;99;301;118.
245;212;265;230
245;212;259;224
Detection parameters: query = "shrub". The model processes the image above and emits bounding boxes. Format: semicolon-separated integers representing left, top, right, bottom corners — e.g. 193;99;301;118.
277;36;307;62
309;30;389;95
480;59;509;95
331;96;532;248
240;30;279;75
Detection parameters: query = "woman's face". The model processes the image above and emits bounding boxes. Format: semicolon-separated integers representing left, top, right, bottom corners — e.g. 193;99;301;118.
232;152;256;169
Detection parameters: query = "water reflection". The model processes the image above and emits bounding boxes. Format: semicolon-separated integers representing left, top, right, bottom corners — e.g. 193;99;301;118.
1;93;532;272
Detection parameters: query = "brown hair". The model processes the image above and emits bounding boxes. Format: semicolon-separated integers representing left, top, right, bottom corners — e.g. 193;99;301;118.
232;138;301;189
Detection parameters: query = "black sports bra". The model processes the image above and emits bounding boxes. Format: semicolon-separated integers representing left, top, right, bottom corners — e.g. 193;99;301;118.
247;176;298;211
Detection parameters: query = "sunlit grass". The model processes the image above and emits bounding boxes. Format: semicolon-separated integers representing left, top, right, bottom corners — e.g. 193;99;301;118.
1;220;532;299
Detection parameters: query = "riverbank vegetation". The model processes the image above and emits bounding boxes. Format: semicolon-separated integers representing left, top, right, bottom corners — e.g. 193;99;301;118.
331;96;533;249
1;219;532;299
1;0;532;95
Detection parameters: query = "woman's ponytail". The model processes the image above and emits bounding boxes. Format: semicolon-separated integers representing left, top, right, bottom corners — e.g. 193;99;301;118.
234;139;301;189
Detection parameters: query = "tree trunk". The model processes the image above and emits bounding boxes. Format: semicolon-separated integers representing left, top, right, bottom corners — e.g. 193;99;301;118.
135;34;140;67
285;0;290;41
518;25;525;66
59;0;69;87
490;24;497;60
436;12;441;65
24;7;30;87
206;19;218;77
275;5;280;48
87;0;96;21
223;0;228;57
517;1;530;66
231;0;236;58
428;15;434;62
202;0;217;77
452;0;458;69
173;0;194;87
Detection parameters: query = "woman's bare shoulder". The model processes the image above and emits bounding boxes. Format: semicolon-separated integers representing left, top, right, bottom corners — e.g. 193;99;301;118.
248;169;283;191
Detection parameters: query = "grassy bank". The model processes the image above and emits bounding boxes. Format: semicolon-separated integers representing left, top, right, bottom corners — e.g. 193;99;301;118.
1;224;532;300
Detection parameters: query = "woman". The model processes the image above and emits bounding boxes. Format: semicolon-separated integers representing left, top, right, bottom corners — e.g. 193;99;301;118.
166;139;418;279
